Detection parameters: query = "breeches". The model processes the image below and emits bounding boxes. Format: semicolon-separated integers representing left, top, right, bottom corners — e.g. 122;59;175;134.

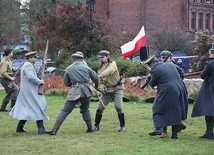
0;78;19;101
56;97;91;122
97;89;124;114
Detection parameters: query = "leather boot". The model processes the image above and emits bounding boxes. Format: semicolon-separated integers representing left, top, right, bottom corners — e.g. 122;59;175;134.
171;125;179;139
92;112;102;131
16;120;27;132
0;102;9;112
160;126;168;138
118;113;126;132
10;100;16;109
49;121;63;136
86;121;94;133
178;122;186;132
199;116;214;140
36;120;49;134
149;127;162;136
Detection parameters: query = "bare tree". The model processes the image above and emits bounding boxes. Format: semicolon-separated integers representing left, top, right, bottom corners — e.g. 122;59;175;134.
148;27;194;54
0;0;20;47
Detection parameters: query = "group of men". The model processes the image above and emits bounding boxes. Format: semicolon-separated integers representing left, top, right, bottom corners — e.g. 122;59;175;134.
0;45;214;140
0;49;126;135
144;46;214;140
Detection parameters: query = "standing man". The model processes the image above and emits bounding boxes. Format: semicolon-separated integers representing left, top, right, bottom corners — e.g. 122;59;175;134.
10;51;49;134
192;44;214;140
0;48;19;112
49;51;99;135
93;50;126;132
145;55;188;139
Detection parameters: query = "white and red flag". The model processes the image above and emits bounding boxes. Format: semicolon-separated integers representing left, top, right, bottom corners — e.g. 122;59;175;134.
121;26;147;59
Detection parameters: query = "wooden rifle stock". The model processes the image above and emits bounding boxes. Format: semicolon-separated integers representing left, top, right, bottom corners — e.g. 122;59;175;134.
38;40;49;95
8;64;23;88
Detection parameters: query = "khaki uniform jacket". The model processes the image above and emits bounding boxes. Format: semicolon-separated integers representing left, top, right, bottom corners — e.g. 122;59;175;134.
0;56;15;80
98;61;123;92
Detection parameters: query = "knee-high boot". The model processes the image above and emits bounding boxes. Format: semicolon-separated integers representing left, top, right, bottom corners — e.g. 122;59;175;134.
118;113;126;132
36;120;49;134
16;120;27;132
49;121;63;135
10;100;16;109
171;125;179;139
86;121;93;133
93;112;102;131
205;116;214;134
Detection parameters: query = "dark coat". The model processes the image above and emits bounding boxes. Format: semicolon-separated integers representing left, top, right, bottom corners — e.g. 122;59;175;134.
192;58;214;117
150;62;188;128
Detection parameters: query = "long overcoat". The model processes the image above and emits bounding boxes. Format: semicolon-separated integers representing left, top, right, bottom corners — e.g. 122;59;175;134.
10;61;49;120
150;62;188;128
192;58;214;117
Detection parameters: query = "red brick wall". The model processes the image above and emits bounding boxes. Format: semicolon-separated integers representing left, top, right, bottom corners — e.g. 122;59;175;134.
95;0;213;35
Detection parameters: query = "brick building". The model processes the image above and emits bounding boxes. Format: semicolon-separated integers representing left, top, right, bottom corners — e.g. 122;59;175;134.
94;0;214;36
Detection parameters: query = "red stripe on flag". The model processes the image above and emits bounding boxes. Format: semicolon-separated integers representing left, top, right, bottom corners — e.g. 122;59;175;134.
122;36;147;59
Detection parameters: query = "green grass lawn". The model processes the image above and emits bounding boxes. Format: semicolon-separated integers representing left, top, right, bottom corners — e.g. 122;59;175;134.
0;90;213;155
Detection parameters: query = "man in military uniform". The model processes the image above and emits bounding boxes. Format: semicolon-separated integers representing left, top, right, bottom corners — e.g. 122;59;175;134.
0;48;19;112
49;51;99;135
192;44;214;140
93;50;126;132
146;54;188;139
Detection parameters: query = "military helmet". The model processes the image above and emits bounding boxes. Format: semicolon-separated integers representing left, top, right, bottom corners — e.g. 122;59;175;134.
160;50;173;57
98;50;110;58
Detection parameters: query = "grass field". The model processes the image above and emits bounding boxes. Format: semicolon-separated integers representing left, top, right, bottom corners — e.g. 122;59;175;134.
0;90;213;155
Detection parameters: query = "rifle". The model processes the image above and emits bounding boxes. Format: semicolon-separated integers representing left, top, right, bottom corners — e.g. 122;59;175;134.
8;64;24;88
141;54;170;90
38;40;49;95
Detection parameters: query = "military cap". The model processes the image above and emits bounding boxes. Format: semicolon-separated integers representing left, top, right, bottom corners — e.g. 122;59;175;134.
98;50;110;58
144;55;157;65
25;51;37;58
71;52;84;58
210;44;214;51
160;50;173;57
76;51;84;57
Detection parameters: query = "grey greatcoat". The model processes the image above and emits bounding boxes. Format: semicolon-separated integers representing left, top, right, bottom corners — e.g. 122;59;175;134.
10;61;49;120
149;62;188;128
192;58;214;117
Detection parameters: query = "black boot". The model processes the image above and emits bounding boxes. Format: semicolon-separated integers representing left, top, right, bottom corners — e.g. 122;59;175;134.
118;113;126;132
178;122;186;132
86;121;94;133
36;120;49;134
16;120;27;133
49;121;63;136
10;100;16;109
199;116;214;140
171;125;179;139
149;127;162;136
92;112;102;131
0;102;9;112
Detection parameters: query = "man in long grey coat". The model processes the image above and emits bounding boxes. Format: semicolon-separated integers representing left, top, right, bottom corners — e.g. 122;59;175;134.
146;56;188;139
10;51;49;134
49;51;99;135
192;44;214;140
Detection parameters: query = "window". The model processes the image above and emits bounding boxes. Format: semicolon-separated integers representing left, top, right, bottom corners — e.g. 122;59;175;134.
199;0;204;3
206;0;211;4
191;12;196;29
198;12;203;30
205;13;210;30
